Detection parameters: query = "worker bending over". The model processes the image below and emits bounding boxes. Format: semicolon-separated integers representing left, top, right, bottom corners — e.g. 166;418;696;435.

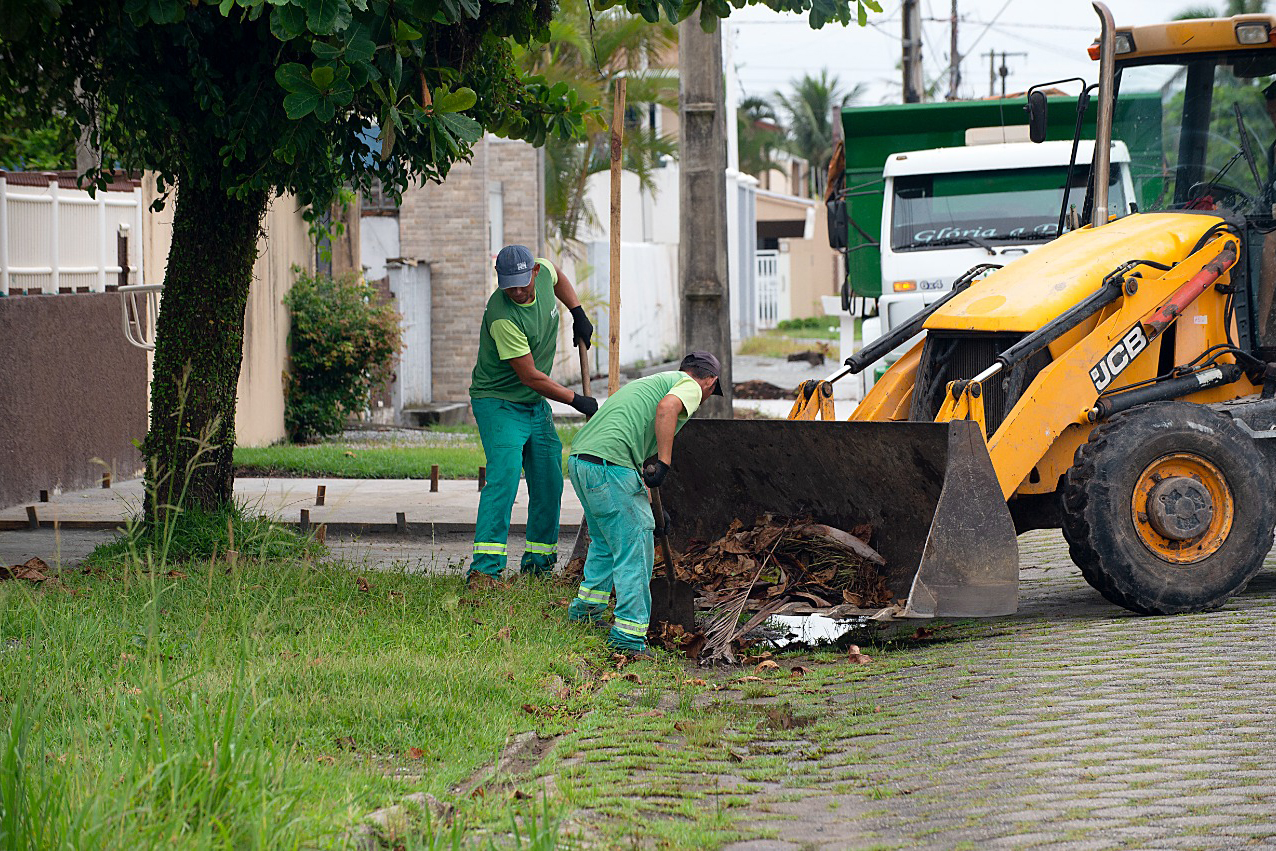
565;352;723;659
468;244;597;587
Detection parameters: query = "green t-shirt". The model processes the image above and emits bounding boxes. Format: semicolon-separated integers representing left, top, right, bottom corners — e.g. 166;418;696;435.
469;259;560;404
569;371;703;471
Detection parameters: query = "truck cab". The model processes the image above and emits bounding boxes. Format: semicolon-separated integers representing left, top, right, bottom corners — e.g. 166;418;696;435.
860;139;1136;391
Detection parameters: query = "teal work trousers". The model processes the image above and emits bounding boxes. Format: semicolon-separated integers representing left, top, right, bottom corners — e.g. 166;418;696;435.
470;397;563;578
566;455;655;653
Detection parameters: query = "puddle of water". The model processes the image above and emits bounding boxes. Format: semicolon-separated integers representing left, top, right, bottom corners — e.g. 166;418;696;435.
766;613;871;648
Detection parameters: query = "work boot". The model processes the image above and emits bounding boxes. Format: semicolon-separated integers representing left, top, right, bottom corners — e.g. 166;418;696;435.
614;646;656;663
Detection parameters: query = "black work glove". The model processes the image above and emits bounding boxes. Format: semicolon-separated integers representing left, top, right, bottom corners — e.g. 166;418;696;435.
654;509;673;536
570;306;594;350
570;393;598;417
642;459;670;488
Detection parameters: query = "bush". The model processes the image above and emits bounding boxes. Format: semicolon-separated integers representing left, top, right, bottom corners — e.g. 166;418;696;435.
284;269;402;442
776;316;830;332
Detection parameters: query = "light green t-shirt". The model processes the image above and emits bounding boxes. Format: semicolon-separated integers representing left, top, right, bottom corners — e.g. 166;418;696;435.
469;260;560;404
569;371;703;471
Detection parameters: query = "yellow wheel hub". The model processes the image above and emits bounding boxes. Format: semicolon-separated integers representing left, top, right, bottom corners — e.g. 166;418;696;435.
1131;453;1234;564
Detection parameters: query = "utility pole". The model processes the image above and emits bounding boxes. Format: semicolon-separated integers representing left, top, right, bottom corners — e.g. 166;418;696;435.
984;49;1027;98
678;19;733;418
902;0;924;103
946;0;960;101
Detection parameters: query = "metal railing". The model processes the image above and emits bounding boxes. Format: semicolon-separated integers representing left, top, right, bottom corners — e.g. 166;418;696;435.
119;283;162;350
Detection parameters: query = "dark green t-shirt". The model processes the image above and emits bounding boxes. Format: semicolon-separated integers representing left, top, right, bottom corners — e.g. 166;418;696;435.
469;260;560;404
569;371;703;471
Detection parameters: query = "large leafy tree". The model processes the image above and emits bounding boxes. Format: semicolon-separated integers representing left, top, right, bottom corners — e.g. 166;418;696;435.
0;0;878;514
775;69;863;197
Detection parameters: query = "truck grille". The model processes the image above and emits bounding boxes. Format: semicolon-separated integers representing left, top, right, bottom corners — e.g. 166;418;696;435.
909;332;1052;436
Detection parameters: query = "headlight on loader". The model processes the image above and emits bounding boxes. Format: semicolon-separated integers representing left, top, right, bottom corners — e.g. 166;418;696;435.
1236;22;1271;44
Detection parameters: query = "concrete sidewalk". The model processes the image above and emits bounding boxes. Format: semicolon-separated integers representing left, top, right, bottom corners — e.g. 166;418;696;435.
0;476;583;533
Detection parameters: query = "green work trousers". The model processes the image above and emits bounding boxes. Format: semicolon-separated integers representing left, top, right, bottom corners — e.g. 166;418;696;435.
566;455;654;653
470;396;563;578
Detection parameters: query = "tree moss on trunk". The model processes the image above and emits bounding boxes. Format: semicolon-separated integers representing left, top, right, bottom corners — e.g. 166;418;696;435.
143;180;269;515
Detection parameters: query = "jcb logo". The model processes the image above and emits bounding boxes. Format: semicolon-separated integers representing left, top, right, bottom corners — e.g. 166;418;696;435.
1090;325;1148;392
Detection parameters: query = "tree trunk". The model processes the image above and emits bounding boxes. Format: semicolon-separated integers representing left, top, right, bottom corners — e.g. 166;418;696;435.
143;180;269;516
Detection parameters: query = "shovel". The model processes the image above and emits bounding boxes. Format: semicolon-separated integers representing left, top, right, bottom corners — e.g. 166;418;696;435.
648;483;697;632
567;340;592;565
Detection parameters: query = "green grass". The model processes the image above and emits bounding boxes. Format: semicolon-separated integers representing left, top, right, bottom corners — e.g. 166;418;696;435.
233;424;583;480
0;549;628;848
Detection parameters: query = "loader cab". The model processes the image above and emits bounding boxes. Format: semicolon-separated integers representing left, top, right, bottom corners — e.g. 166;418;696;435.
1105;16;1276;357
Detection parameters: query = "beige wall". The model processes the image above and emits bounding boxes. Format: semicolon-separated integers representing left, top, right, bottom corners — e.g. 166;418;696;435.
783;202;840;319
141;178;314;447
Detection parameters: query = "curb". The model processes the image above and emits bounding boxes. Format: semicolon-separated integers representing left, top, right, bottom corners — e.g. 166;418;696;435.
0;519;582;536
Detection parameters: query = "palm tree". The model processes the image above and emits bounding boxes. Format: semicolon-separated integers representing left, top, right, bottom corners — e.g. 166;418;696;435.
775;70;864;198
737;95;786;182
517;0;678;250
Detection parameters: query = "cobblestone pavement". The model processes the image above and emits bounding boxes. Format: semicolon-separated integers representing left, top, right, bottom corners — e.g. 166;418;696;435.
559;531;1276;850
729;533;1276;849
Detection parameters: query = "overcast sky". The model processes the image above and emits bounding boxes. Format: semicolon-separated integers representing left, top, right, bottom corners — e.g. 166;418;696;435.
727;0;1201;105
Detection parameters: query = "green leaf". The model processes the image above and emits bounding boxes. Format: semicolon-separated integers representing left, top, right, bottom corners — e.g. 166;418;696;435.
310;65;335;89
219;0;235;15
436;111;482;146
312;41;343;60
275;63;315;93
283;90;321;119
306;0;351;34
434;86;477;114
345;33;376;65
394;20;423;42
314;98;336;122
269;3;306;40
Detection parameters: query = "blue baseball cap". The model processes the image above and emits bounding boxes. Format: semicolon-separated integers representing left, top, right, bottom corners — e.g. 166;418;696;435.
495;245;536;289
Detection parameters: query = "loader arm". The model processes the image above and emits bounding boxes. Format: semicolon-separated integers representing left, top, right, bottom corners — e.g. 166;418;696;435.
954;235;1243;499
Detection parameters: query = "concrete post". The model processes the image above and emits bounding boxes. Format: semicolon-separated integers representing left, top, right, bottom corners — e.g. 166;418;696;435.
678;19;733;418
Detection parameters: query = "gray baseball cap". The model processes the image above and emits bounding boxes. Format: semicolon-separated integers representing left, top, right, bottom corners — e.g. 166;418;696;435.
680;351;724;396
494;244;536;289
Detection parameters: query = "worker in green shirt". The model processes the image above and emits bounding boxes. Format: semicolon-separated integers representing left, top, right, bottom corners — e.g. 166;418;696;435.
468;244;597;587
565;352;723;659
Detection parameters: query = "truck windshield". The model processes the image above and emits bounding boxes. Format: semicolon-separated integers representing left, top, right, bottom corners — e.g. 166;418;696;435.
1114;51;1276;216
891;165;1126;251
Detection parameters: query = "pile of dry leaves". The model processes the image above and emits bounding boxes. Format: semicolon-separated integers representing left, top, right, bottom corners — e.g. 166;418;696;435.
1;557;51;583
652;516;894;664
658;516;892;613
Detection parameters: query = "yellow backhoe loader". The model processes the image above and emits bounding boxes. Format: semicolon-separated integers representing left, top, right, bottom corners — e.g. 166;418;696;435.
663;3;1276;618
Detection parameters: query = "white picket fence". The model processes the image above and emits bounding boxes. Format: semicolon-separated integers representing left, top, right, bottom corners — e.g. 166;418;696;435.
0;172;145;294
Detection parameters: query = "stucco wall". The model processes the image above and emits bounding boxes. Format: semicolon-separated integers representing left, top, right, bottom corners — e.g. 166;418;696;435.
0;293;148;509
142;181;314;447
785;202;840;319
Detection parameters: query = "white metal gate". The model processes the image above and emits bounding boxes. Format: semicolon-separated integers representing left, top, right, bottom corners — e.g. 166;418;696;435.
0;173;144;294
388;259;432;413
755;249;780;330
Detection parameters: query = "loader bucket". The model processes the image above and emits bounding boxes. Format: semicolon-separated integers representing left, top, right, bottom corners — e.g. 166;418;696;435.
661;418;1020;618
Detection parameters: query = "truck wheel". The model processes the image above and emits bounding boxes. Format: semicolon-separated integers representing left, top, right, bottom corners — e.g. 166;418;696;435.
1062;401;1275;614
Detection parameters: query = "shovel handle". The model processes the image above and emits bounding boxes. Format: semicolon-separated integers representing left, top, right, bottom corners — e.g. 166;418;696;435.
650;486;677;589
578;340;591;402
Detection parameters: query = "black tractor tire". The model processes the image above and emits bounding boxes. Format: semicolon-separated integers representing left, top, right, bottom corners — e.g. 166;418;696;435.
1062;401;1275;615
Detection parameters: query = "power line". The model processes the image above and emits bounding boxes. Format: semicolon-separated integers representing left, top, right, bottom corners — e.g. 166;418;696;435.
964;0;1014;56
